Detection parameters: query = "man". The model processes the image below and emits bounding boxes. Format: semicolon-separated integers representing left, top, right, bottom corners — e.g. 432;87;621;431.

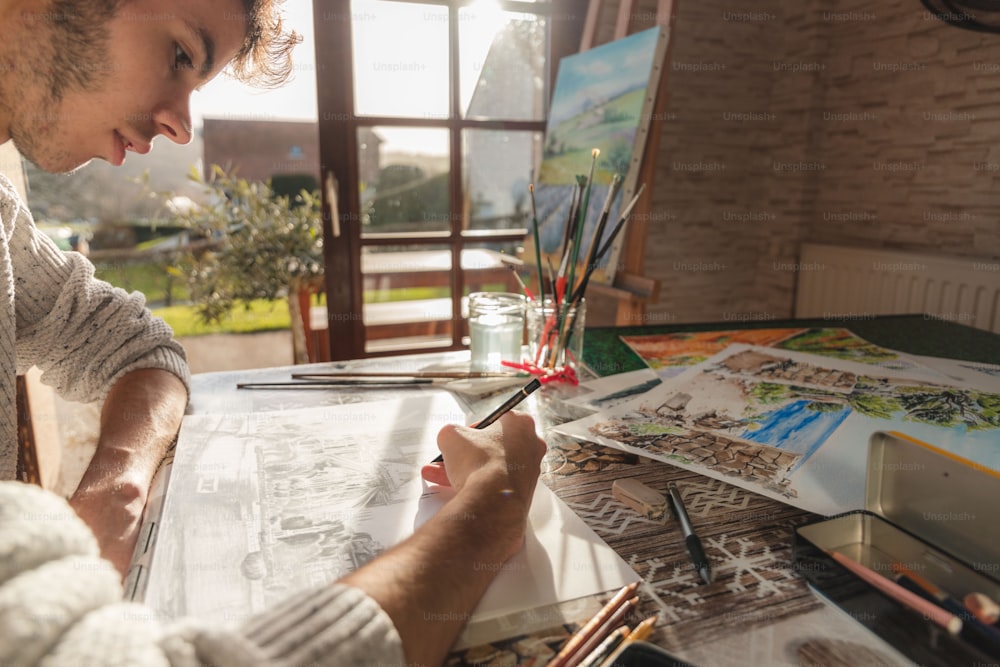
0;0;299;575
0;1;549;664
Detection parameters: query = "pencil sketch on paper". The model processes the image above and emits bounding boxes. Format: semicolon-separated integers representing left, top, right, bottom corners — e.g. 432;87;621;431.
142;394;641;630
558;344;1000;516
142;396;465;625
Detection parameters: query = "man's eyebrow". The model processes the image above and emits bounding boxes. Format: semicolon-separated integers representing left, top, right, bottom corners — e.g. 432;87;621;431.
183;19;216;79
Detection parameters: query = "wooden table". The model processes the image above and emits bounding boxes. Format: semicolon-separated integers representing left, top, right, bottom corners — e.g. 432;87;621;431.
140;317;1000;666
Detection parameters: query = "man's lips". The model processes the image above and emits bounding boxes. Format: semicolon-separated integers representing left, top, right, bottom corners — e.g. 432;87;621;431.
111;130;151;164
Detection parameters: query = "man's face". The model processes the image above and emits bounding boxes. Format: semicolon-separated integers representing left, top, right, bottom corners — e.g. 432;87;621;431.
10;0;247;173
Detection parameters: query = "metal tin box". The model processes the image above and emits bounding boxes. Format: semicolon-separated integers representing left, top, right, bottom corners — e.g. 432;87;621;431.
793;431;1000;665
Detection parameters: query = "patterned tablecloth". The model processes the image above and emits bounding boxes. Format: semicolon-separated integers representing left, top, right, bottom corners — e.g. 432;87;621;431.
444;391;913;667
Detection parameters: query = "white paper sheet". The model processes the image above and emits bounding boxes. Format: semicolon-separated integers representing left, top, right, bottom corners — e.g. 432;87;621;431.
141;392;638;627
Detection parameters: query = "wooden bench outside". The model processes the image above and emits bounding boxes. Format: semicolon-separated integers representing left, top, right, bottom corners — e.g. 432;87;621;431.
301;248;523;361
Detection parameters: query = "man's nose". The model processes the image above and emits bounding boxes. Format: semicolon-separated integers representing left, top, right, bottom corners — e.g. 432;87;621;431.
153;104;193;145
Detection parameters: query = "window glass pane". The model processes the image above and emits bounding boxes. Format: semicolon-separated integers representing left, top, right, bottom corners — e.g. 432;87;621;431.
361;244;455;354
350;1;449;118
460;242;522;298
459;7;548;120
463;129;541;232
359;127;450;234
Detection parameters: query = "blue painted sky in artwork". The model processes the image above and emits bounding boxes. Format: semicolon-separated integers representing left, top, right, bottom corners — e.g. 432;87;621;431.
739;399;851;466
547;27;662;128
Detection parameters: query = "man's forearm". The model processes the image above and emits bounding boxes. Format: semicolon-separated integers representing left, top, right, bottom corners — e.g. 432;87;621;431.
70;368;188;576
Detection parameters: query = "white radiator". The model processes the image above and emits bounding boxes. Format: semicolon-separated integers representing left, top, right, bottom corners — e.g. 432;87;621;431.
794;243;1000;334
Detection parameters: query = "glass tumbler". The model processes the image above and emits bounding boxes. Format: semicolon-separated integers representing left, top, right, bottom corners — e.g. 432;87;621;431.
526;298;586;371
468;292;525;371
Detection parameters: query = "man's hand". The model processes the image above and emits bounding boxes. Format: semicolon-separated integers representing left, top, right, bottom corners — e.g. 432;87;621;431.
345;411;547;666
421;410;545;491
70;369;187;579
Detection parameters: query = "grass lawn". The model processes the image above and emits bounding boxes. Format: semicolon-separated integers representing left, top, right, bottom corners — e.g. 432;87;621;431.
122;255;499;336
153;299;291;337
94;259;190;305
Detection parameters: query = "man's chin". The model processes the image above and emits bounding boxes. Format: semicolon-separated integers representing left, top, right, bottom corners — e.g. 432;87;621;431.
13;139;94;175
26;154;94;176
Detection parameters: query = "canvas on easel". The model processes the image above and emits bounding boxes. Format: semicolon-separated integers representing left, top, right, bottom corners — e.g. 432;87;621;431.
526;25;669;289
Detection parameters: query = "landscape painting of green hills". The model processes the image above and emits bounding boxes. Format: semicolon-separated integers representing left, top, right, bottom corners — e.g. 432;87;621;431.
527;26;667;285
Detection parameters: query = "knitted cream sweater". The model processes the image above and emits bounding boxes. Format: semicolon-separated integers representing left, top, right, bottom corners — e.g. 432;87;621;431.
0;172;191;480
0;481;406;665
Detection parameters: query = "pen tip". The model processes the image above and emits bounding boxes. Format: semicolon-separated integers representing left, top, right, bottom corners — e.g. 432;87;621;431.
700;567;713;585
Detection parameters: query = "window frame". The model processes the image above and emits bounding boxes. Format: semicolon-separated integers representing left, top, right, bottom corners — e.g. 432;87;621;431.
312;0;584;360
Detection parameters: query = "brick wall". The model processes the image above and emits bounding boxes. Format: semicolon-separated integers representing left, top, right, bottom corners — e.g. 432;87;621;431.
805;1;1000;259
594;0;1000;324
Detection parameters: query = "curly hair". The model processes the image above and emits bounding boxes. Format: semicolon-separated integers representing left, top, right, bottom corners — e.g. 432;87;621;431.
229;0;302;88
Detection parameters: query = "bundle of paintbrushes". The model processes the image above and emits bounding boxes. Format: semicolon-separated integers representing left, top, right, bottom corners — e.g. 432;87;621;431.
505;149;646;383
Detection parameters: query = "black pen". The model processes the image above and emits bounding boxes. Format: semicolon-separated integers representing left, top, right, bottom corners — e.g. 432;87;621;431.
430;378;542;463
667;482;713;585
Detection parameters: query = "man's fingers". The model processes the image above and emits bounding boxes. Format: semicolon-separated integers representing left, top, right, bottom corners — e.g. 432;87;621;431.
420;462;452;487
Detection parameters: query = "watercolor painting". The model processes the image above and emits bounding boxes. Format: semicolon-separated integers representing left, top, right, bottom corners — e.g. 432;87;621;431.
620;327;947;377
558;344;1000;516
525;26;668;287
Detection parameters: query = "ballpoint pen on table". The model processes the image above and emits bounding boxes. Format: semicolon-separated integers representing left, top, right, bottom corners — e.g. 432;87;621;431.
429;377;542;463
667;482;713;585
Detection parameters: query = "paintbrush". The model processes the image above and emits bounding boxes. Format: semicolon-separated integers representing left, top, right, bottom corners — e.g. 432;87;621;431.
528;183;545;304
577;173;622;295
508;264;536;301
569;183;646;304
566;149;600;297
292;371;526;380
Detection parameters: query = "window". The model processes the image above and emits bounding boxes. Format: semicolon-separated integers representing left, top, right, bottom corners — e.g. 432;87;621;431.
314;0;583;359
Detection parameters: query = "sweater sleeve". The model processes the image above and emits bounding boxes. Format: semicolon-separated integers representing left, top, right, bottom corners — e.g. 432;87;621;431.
0;482;407;667
0;175;189;402
160;584;407;667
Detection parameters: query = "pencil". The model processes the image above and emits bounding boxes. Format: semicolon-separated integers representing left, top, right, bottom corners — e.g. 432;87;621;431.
624;615;657;642
596;616;657;667
547;582;639;667
577;625;629;667
565;597;638;667
828;551;961;634
429;378;542;463
893;565;1000;651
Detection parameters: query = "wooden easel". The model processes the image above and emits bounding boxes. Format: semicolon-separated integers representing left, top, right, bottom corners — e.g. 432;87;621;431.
576;0;677;326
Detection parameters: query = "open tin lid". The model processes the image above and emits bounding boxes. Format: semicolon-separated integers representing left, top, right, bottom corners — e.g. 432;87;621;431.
865;431;1000;575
